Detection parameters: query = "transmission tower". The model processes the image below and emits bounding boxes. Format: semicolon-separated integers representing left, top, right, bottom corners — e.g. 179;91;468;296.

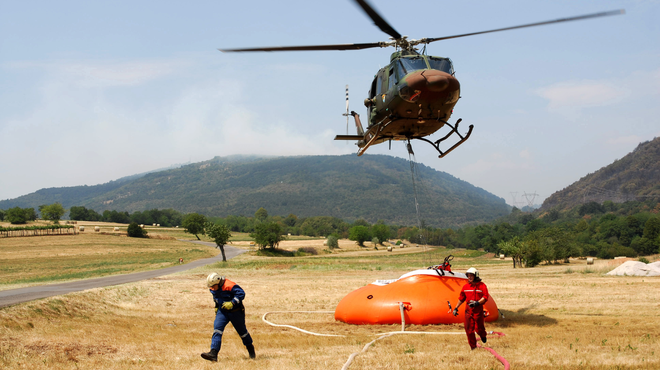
522;192;539;208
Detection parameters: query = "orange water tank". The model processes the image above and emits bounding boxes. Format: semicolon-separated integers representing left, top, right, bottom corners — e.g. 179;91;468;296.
334;270;499;325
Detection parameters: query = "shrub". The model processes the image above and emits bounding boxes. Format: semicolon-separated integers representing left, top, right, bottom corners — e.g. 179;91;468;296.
127;222;148;238
297;247;318;255
326;234;339;249
597;243;636;259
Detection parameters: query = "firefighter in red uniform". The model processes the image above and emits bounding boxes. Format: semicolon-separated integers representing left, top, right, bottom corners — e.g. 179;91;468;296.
452;267;489;350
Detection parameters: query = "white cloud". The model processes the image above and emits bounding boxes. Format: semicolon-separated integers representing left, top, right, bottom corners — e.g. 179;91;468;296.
519;149;532;159
0;59;348;199
5;59;183;87
536;80;628;111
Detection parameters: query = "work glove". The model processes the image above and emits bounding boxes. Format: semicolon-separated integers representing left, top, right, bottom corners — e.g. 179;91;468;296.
468;300;481;308
214;301;219;313
452;308;459;317
221;301;234;310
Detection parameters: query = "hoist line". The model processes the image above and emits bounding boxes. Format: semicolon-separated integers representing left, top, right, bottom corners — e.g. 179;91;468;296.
407;150;432;267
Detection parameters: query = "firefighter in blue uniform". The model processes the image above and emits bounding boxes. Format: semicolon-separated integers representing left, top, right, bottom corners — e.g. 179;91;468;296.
201;273;256;361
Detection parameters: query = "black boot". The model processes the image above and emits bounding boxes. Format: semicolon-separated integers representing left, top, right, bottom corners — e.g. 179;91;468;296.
201;348;218;362
246;344;256;359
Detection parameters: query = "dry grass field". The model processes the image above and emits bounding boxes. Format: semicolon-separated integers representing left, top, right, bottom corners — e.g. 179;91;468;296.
0;232;217;289
1;235;659;369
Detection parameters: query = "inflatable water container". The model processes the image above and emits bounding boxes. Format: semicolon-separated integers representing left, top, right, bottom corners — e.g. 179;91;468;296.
335;269;499;325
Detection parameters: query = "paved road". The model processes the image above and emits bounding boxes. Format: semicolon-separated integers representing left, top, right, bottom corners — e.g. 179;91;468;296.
0;242;245;309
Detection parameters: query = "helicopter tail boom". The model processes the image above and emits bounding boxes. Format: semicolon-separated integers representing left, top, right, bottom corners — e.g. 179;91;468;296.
336;110;366;142
334;135;363;140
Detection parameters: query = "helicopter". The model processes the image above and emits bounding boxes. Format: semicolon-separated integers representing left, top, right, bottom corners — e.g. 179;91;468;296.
220;0;623;158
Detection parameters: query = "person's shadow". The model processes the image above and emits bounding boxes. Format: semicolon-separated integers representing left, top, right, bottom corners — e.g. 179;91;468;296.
493;305;558;327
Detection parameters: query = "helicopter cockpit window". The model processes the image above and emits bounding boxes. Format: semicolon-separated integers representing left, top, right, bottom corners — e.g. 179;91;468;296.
398;57;428;75
376;73;384;95
427;57;454;74
387;66;397;91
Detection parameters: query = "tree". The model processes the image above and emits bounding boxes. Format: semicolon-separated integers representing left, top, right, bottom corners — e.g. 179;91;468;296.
299;216;346;237
225;215;249;232
283;214;298;227
23;208;37;222
578;201;605;216
255;207;268;222
498;237;523;268
326;234;339;249
642;216;660;240
39;203;66;224
371;224;390;245
518;213;534;225
353;219;370;227
6;207;27;224
182;213;208;240
127;222;148;238
102;210;130;223
251;222;284;249
349;225;371;247
206;222;232;262
544;208;560;222
69;206;101;221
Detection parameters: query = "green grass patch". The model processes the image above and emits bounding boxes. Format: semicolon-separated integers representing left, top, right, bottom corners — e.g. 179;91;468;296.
218;247;496;272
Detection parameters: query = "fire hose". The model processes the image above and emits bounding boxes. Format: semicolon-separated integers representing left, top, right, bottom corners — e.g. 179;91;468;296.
262;311;509;369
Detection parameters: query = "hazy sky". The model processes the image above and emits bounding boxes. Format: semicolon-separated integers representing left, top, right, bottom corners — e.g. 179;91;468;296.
1;0;658;208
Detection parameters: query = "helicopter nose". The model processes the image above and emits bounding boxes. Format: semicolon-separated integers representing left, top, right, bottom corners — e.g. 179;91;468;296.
405;70;457;93
425;73;449;92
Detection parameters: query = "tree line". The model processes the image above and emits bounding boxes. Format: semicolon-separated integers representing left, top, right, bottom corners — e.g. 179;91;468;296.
4;200;658;266
400;200;660;267
0;205;185;227
187;208;395;249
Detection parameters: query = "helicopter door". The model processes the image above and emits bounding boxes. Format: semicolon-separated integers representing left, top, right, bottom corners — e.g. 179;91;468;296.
368;70;385;124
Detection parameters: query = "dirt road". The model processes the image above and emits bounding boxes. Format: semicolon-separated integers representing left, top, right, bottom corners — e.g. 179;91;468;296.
0;242;244;308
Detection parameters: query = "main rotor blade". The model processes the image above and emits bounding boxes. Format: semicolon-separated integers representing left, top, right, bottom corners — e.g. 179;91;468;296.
354;0;402;40
423;9;624;43
219;42;383;52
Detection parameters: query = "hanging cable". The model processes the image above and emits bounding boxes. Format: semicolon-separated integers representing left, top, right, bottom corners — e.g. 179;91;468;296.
407;142;433;267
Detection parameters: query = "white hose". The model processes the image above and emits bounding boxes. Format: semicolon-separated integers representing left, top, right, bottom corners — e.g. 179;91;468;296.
262;310;466;369
262;311;344;337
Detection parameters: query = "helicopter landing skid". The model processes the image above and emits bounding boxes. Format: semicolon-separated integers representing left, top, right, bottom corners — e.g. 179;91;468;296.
416;118;473;158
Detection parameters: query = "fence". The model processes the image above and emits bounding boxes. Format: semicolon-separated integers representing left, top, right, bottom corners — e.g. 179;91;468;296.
0;225;78;238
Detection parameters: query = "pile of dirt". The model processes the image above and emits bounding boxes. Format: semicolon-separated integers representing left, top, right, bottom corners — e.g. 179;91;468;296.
606;261;660;276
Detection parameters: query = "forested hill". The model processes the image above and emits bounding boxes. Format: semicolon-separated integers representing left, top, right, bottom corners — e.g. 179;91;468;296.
542;137;660;211
1;154;508;228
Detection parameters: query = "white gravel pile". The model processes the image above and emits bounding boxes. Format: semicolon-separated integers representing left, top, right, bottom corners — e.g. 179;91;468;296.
606;261;660;276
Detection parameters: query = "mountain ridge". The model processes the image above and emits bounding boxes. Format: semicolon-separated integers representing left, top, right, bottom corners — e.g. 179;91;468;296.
0;154;508;228
541;137;660;210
